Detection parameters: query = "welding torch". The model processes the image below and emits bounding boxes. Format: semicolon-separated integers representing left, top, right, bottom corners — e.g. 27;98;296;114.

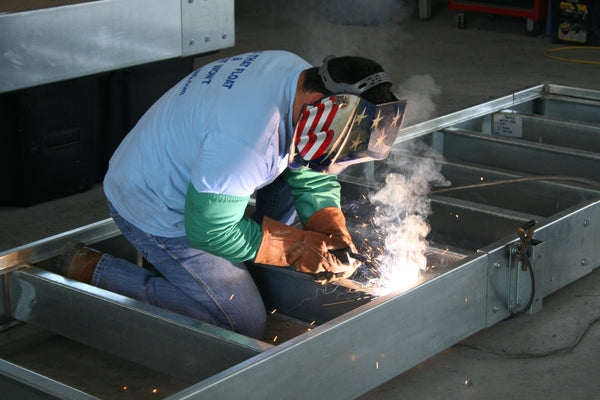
329;248;378;271
311;248;377;284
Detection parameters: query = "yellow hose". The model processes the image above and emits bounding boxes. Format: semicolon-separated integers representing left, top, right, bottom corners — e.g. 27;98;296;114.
543;46;600;65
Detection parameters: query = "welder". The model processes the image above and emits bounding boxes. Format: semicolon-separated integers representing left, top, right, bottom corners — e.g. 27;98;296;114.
56;50;406;339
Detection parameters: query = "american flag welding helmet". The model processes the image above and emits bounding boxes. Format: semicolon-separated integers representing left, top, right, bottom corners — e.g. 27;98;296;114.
289;94;407;174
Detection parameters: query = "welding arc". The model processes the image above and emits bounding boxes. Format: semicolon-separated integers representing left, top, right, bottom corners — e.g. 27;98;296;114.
431;175;600;194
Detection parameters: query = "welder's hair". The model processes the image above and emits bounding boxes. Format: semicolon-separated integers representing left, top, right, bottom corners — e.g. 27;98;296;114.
301;56;395;105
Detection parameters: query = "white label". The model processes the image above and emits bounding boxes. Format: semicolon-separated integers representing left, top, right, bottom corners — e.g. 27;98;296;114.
493;113;522;138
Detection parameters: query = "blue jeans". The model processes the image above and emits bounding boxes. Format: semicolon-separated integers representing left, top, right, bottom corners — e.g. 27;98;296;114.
94;175;295;339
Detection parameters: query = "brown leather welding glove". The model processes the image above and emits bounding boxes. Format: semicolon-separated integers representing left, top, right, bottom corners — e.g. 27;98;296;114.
304;207;360;282
254;216;351;275
304;207;356;252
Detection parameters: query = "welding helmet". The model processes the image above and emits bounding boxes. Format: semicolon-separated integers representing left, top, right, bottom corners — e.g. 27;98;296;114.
289;56;407;174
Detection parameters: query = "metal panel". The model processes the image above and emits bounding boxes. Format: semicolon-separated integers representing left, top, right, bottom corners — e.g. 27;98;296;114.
492;111;600;153
355;151;600;218
0;0;234;93
533;200;600;295
394;84;544;144
249;246;465;324
248;264;372;324
0;359;98;400
441;127;600;181
540;95;600;124
545;84;600;102
0;219;120;271
435;162;600;218
7;267;271;383
166;255;489;400
429;197;533;252
181;0;234;57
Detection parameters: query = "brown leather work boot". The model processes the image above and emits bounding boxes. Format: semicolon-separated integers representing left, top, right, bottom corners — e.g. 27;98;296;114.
56;241;103;284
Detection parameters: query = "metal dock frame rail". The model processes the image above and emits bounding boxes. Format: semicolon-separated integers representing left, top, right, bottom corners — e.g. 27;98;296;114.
1;83;599;399
0;0;235;94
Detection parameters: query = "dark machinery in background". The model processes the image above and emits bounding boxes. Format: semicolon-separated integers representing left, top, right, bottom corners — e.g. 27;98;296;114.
0;57;195;206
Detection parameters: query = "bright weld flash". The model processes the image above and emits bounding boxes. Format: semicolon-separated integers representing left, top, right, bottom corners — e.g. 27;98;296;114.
371;256;423;296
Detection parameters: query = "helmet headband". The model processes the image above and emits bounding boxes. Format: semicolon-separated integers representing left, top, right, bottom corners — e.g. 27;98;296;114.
318;55;392;95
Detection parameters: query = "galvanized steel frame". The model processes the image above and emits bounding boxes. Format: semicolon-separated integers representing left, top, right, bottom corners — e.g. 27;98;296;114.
1;83;599;399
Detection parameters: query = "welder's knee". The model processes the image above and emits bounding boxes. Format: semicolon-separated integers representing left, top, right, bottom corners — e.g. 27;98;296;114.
236;306;267;340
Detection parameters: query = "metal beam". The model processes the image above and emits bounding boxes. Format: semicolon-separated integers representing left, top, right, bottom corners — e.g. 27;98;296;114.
393;84;545;144
441;127;600;181
165;254;489;400
0;219;120;271
541;94;600;125
0;358;98;400
0;0;234;93
492;111;600;153
7;267;271;383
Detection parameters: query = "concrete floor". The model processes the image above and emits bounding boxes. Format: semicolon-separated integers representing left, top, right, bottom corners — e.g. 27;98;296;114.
1;0;600;398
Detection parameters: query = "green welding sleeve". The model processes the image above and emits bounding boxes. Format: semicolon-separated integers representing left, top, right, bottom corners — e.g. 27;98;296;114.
283;168;341;225
184;183;262;262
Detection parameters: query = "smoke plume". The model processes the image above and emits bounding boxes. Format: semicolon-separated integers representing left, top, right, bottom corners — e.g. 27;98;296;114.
367;142;449;295
394;75;442;126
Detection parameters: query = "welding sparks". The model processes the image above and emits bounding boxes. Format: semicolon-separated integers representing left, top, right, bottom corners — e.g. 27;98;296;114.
360;146;449;295
323;299;361;306
366;214;430;296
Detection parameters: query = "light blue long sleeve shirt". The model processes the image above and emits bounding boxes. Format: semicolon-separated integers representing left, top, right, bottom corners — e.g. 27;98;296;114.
104;51;312;238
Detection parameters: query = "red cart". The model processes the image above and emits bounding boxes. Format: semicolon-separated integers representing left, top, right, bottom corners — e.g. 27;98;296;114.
449;0;549;33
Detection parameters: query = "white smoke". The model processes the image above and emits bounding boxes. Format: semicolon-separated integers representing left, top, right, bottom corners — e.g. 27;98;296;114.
368;142;449;295
394;75;442;126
